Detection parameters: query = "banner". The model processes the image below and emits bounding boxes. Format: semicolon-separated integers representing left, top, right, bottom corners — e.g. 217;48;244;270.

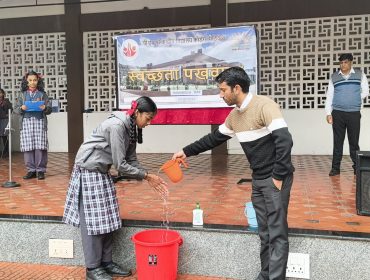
115;26;258;112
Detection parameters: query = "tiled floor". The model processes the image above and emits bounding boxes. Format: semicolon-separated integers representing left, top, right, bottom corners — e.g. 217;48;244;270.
0;262;233;280
1;152;370;233
1;152;369;279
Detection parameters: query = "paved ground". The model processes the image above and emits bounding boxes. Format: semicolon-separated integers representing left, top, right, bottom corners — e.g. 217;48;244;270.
0;262;235;280
0;153;368;233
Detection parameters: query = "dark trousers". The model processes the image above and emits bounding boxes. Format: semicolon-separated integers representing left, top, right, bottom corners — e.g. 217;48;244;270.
252;173;293;280
331;110;361;171
79;190;113;268
1;136;8;155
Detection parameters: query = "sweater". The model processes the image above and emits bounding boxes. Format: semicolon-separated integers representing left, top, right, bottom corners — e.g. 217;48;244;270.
75;111;147;179
0;98;12;119
183;95;294;180
13;90;52;130
332;68;362;112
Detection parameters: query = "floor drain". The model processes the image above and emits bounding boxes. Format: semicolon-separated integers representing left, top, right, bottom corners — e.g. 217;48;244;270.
305;219;319;223
346;222;360;226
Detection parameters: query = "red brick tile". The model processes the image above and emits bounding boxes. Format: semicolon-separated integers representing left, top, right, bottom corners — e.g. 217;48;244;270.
1;153;369;234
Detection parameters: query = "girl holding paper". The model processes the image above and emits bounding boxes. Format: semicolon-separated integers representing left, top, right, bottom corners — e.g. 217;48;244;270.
14;70;52;180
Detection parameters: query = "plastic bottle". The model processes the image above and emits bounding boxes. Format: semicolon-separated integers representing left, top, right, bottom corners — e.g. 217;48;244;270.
192;202;203;226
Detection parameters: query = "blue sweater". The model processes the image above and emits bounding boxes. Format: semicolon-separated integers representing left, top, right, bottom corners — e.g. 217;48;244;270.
332;69;362;112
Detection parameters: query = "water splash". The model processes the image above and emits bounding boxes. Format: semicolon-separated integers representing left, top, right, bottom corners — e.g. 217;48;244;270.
162;196;170;230
158;169;170;242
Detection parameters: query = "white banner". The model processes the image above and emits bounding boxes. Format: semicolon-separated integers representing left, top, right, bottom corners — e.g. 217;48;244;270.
115;26;258;109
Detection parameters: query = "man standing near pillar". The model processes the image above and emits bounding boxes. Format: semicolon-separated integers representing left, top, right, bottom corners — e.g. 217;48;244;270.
325;53;369;176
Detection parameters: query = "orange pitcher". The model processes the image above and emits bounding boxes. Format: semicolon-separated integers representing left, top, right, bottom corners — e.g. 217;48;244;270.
160;159;188;183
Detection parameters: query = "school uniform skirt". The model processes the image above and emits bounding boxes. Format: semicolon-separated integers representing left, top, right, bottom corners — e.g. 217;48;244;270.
20;117;48;152
63;165;122;235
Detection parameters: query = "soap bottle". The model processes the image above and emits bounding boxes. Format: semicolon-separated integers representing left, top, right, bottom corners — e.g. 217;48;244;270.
192;202;203;226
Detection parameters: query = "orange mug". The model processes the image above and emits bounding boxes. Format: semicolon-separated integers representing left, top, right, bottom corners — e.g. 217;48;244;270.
160;158;188;183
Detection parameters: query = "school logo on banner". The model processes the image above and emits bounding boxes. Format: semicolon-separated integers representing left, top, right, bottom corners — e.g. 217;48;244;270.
122;39;139;61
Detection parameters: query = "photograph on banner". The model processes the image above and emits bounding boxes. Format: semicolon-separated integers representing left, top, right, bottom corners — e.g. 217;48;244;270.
115;26;258;109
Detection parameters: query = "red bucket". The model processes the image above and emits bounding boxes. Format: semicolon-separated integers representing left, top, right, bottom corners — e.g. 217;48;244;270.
132;229;183;280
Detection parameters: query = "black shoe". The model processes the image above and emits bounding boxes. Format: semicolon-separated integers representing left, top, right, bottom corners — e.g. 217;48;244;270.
37;172;45;180
103;262;132;277
23;171;36;179
86;267;112;280
329;169;340;176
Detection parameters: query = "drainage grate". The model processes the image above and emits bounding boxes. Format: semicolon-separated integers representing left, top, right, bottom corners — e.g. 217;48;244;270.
346;222;360;226
305;219;319;223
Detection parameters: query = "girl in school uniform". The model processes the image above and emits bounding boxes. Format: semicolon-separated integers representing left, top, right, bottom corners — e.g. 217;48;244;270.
14;70;52;180
63;96;168;280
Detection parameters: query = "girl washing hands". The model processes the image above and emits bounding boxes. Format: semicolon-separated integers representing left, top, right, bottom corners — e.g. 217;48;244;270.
63;96;168;280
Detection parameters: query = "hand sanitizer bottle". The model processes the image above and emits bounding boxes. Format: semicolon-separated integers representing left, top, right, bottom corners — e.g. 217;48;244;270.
192;202;203;226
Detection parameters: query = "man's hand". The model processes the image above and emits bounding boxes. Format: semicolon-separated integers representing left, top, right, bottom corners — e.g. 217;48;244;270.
326;115;333;124
172;150;186;160
272;178;283;191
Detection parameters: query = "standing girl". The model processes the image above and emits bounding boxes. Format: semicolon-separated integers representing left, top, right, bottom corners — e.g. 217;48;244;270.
0;88;13;157
14;70;52;180
63;96;168;280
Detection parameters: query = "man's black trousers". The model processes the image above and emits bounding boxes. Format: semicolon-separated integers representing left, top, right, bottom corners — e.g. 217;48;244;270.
252;173;293;280
331;109;361;171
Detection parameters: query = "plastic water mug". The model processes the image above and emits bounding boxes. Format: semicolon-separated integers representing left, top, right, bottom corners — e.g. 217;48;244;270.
160;159;188;183
245;202;258;229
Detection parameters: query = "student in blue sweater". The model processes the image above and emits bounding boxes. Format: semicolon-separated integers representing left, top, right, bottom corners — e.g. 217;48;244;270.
325;53;369;176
